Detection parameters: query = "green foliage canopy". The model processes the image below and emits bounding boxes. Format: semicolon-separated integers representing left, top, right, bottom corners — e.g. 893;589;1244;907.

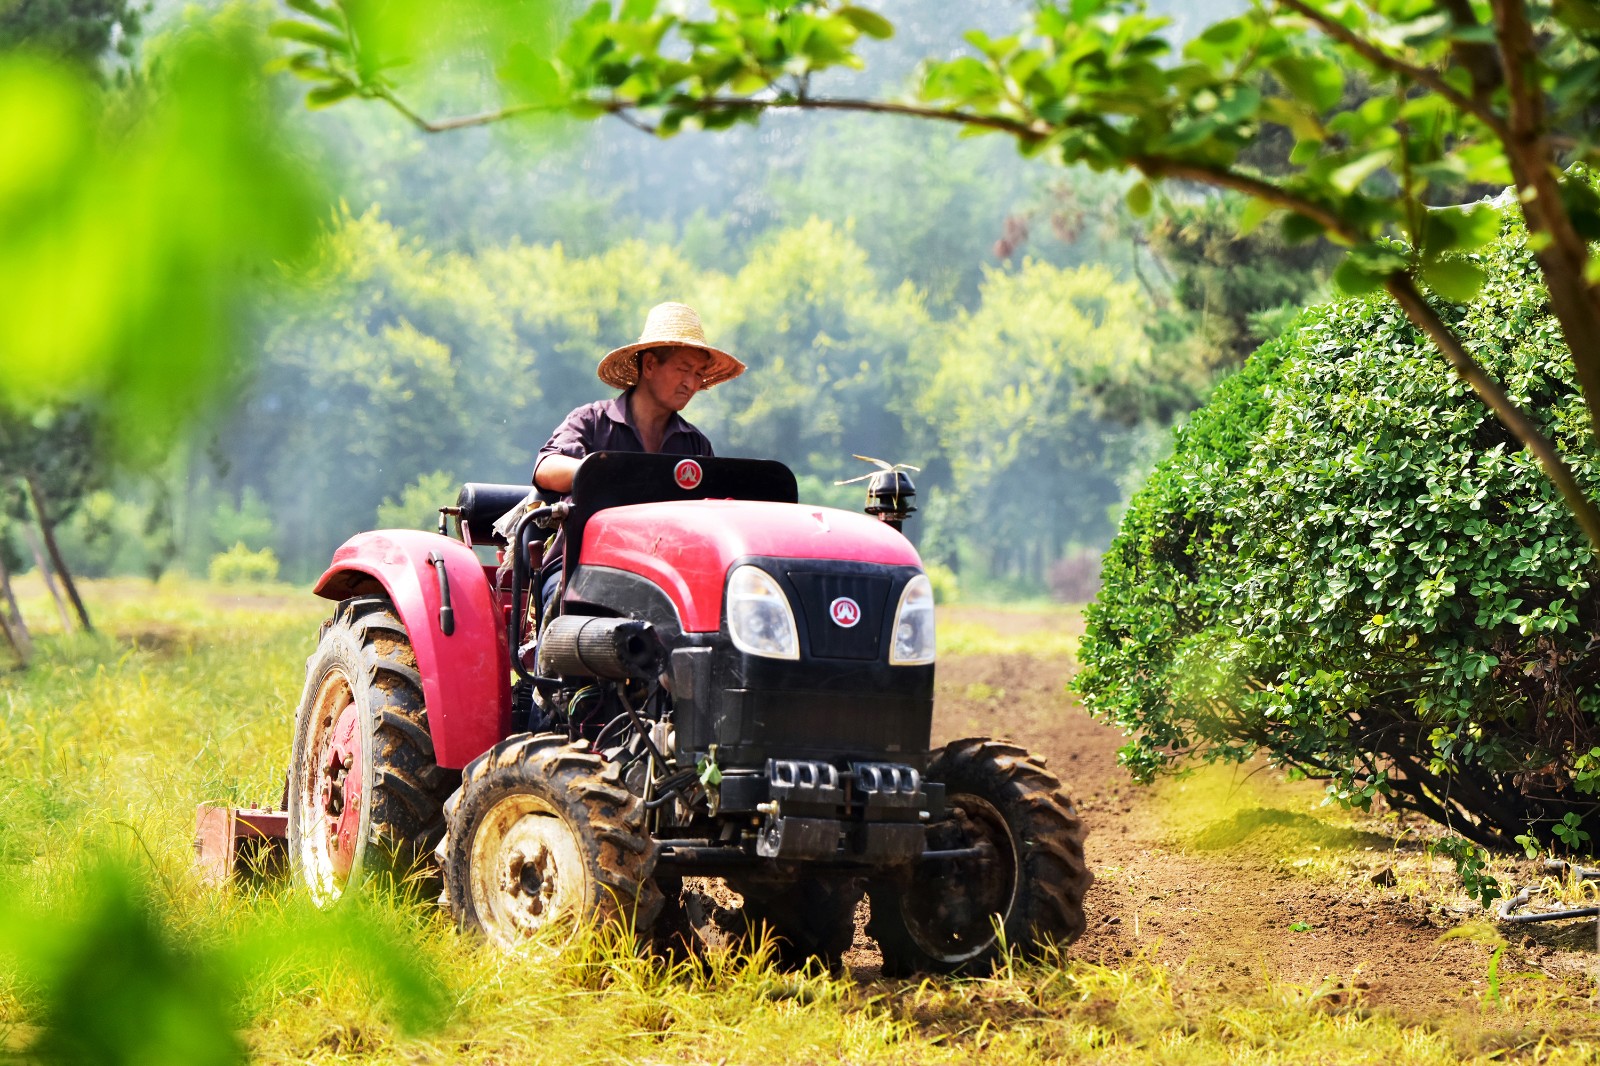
1079;216;1600;850
275;0;1600;546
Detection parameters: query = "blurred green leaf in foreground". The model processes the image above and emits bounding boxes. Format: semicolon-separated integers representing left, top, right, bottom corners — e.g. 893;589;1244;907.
0;859;447;1065
0;862;247;1066
0;4;325;461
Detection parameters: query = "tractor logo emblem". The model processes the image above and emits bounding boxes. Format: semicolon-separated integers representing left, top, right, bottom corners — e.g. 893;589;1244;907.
830;597;862;628
674;459;703;491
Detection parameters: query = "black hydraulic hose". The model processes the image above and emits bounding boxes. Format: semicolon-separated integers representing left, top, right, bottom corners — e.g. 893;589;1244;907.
643;768;701;809
426;551;454;636
591;711;632;752
1498;875;1600;924
616;687;668;768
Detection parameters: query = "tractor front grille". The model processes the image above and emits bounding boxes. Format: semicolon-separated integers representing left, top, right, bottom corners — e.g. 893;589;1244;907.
785;571;892;660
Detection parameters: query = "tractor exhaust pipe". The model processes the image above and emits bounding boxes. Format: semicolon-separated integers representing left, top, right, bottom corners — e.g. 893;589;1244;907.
537;616;663;680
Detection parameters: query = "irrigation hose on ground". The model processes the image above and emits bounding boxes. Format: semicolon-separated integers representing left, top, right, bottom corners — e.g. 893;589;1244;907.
1497;860;1600;924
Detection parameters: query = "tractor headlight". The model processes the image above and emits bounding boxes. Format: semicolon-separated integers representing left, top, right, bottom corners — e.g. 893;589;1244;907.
889;573;936;665
726;565;800;660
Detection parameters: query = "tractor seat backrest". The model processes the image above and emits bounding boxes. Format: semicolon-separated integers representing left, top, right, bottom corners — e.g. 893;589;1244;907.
564;452;798;576
455;482;557;546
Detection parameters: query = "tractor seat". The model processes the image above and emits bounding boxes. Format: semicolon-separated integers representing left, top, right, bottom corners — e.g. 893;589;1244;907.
455;482;552;546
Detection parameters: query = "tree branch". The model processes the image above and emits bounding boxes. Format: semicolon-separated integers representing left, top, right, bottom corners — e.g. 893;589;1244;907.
1384;271;1600;551
1274;0;1508;139
1490;0;1600;447
1129;156;1359;243
376;88;1051;141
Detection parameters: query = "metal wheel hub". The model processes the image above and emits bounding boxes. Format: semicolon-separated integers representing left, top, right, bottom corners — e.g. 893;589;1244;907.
900;793;1018;962
471;794;588;949
320;701;365;879
295;669;366;902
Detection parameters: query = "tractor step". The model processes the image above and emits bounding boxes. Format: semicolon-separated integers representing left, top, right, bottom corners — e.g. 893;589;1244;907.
195;804;288;884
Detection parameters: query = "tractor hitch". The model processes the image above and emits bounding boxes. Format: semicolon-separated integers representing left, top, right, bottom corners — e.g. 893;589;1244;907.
194;804;288;884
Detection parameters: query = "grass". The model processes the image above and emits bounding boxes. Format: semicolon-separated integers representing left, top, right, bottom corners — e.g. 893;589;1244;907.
2;579;1599;1063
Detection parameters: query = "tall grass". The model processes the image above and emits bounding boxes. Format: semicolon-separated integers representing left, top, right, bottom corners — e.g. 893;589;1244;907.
1;579;1597;1064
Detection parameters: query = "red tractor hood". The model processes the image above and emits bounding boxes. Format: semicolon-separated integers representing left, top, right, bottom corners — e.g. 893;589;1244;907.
577;500;923;633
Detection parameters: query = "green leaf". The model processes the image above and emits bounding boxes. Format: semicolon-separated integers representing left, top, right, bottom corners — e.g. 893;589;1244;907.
1420;203;1501;256
283;0;341;28
1281;212;1326;244
1270;53;1345;112
499;44;563;104
1238;196;1276;235
1216;85;1261;124
838;6;894;39
1553;0;1600;33
1418;257;1487;303
1328;149;1392;194
1333;257;1387;295
1126;179;1154;217
305;80;359;107
269;19;350;55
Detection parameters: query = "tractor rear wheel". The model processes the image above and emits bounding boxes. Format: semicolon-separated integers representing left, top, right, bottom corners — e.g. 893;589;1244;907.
286;596;451;904
868;737;1091;975
437;733;662;951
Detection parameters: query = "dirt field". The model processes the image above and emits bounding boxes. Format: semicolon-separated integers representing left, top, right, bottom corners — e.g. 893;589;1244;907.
843;611;1600;1028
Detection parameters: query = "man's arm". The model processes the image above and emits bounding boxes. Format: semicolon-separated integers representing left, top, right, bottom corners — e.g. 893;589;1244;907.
535;403;600;492
534;453;581;493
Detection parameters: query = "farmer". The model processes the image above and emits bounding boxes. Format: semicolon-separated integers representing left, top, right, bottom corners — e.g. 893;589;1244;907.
531;301;746;611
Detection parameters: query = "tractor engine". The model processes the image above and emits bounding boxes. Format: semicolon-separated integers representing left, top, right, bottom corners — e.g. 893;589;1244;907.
561;492;941;866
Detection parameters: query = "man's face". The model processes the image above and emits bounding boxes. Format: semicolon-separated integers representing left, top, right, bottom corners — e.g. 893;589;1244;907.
639;347;711;412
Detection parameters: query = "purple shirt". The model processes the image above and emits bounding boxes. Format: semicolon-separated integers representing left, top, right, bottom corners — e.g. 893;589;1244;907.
534;390;715;572
536;390;714;473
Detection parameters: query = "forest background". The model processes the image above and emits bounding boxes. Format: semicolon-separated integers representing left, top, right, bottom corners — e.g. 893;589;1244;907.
1;0;1330;600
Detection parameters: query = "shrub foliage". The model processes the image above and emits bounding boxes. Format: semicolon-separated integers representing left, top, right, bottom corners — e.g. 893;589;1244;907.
1080;220;1600;851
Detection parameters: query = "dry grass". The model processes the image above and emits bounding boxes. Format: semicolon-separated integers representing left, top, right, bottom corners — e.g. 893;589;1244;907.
1;579;1599;1063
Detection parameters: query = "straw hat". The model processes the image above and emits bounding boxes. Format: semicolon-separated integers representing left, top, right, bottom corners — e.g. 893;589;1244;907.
597;302;746;390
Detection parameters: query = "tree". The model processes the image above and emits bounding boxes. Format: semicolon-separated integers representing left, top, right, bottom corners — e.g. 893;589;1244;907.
909;259;1142;583
275;0;1600;549
0;0;142;78
700;218;930;470
0;405;100;632
1080;215;1600;851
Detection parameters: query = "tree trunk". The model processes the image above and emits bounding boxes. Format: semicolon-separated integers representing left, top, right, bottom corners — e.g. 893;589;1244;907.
18;516;72;632
24;475;93;633
0;549;32;667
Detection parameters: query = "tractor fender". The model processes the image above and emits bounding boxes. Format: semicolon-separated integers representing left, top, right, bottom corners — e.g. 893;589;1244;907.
312;530;510;770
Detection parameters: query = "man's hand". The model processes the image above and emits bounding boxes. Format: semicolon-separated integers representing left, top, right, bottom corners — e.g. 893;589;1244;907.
534;454;582;493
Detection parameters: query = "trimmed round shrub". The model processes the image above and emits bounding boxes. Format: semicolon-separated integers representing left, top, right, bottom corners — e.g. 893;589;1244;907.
1079;218;1600;851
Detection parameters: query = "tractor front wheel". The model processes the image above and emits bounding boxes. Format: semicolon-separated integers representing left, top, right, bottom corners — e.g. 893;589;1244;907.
437;733;662;951
286;596;450;904
868;737;1091;975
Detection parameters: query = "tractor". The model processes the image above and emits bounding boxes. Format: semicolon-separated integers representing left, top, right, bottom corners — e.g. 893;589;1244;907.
261;451;1090;971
